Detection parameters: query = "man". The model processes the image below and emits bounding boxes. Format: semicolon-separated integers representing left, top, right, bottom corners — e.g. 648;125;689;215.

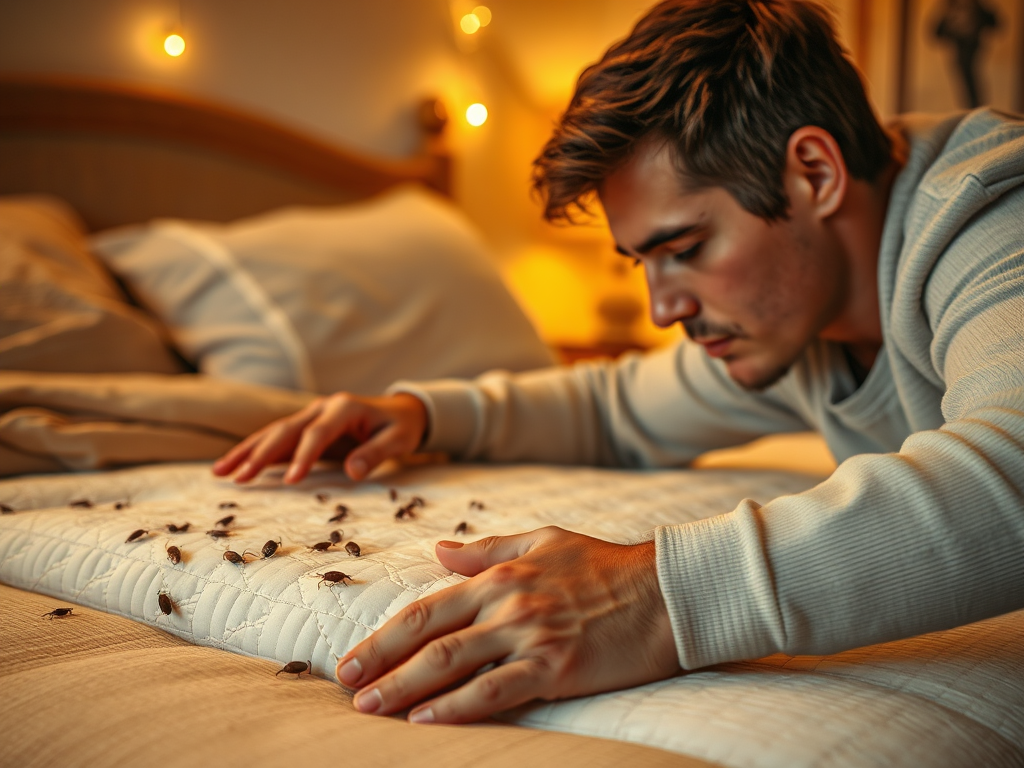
214;0;1024;726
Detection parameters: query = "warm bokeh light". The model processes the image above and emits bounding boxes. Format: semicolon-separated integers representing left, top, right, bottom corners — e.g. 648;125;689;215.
460;13;481;34
473;6;492;27
465;102;488;126
163;33;185;57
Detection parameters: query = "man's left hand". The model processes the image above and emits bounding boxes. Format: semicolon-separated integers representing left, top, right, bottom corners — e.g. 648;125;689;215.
335;526;680;724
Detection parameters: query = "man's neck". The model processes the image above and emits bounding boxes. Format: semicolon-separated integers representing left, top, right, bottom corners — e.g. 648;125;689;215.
821;144;907;372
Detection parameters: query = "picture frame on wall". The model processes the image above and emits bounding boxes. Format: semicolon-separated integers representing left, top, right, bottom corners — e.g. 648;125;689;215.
900;0;1024;114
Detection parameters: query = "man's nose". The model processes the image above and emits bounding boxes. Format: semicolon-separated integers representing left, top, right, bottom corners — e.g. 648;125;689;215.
650;291;699;328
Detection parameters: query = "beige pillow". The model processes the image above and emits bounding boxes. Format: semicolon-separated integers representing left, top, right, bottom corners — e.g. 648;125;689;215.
91;186;555;395
0;196;185;375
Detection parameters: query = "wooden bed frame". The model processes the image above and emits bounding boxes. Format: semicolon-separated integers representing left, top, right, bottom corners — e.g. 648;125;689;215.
0;77;451;231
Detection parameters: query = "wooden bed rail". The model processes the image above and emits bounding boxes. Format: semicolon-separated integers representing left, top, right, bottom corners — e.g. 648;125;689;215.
0;76;452;229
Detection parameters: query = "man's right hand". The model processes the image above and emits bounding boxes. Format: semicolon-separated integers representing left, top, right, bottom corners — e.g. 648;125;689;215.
212;392;428;484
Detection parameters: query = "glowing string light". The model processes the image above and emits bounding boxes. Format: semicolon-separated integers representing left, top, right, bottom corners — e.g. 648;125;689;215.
473;6;492;26
466;103;488;126
460;13;481;34
164;33;185;57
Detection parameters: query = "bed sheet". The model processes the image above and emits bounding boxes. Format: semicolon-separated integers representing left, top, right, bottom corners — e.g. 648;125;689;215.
0;461;1022;768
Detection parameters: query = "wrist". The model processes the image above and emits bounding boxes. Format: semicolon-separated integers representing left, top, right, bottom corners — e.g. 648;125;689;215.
391;392;429;448
627;540;679;674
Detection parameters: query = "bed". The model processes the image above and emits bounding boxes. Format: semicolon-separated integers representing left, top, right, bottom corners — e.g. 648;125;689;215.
1;77;1023;768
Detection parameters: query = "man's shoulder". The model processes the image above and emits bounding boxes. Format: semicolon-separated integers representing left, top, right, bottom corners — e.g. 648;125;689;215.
916;109;1024;199
886;109;1024;245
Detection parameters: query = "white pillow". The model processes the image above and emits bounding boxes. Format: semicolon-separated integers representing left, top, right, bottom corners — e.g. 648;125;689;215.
90;186;555;395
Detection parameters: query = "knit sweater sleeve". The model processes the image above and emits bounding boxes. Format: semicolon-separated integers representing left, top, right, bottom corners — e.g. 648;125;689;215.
655;182;1024;669
388;340;808;468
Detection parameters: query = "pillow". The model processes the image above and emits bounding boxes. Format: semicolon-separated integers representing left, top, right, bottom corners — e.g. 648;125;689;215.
0;196;185;376
90;186;556;395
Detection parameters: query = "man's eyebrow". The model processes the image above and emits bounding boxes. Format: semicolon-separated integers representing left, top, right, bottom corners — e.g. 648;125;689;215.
615;225;696;257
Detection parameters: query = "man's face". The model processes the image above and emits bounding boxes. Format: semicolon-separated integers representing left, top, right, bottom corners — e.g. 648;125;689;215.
599;139;847;391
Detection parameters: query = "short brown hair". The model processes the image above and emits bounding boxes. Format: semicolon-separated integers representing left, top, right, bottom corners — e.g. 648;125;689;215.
532;0;892;222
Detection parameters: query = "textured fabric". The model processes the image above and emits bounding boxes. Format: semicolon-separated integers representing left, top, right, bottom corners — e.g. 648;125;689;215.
389;109;1024;668
0;584;699;768
1;462;1022;768
0;371;314;476
0;195;185;376
90;185;555;396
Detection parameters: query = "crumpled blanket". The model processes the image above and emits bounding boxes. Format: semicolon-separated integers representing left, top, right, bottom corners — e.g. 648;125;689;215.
0;371;314;476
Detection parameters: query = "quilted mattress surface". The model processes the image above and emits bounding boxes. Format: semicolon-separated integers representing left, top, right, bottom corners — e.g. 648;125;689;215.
1;461;1022;768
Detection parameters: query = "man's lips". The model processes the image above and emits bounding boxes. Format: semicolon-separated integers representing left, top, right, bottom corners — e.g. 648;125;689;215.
695;336;734;358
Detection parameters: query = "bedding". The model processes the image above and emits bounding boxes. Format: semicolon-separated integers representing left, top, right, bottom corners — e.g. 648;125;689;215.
0;196;185;377
2;460;1022;768
88;186;556;395
0;371;314;477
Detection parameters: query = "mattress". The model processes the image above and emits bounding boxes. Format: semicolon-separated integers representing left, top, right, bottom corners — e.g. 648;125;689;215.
1;461;1022;768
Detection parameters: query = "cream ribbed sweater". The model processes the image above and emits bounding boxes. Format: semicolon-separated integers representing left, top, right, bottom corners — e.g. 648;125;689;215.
391;109;1024;668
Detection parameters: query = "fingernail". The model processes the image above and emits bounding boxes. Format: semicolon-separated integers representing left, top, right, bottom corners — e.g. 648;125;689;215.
338;656;362;685
349;458;367;477
437;540;463;549
355;687;382;714
409;707;435;724
284;465;299;483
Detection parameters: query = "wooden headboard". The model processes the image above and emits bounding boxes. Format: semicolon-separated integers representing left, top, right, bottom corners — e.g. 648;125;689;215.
0;77;451;231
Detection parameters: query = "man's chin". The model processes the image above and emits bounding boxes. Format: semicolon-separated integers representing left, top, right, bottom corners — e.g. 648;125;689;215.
725;358;792;392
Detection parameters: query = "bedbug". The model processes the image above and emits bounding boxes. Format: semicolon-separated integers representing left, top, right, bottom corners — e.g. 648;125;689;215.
275;660;311;679
215;514;235;528
70;499;93;509
41;607;74;619
223;549;257;564
166;544;182;564
344;541;361;557
394;504;415;520
206;529;232;539
308;541;334;552
328;504;349;523
316;571;353;588
167;523;191;533
410;496;426;508
454;522;468;535
315;493;329;503
0;503;13;514
114;501;131;510
388;488;398;502
468;500;485;510
125;528;150;543
158;592;173;615
218;502;238;510
329;530;344;544
261;538;283;558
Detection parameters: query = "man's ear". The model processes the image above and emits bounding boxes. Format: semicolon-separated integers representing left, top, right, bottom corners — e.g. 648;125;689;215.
785;127;847;219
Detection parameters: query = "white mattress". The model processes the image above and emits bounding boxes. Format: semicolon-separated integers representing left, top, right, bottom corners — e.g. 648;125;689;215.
1;462;1022;768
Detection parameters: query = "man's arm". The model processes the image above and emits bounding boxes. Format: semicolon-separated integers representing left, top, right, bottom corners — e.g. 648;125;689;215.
391;340;809;468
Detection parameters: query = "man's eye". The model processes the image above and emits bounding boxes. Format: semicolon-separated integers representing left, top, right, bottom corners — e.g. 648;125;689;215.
673;243;702;262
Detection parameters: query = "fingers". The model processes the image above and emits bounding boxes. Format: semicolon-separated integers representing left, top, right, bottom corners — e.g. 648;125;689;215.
409;658;549;724
434;527;562;577
213;392;428;484
344;423;418;481
286;396;365;483
350;622;510;717
211;428;266;476
337;584;481;691
228;402;323;483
